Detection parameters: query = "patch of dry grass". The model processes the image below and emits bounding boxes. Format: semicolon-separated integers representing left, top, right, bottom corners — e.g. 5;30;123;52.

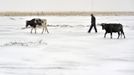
0;11;134;16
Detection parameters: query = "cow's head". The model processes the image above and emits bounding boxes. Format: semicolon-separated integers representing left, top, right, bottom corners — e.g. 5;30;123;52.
101;23;106;30
26;20;30;28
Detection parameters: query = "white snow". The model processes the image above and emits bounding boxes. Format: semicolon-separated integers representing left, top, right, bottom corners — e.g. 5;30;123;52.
0;16;134;75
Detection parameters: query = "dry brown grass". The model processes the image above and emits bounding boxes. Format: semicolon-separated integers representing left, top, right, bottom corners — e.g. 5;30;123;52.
0;11;134;16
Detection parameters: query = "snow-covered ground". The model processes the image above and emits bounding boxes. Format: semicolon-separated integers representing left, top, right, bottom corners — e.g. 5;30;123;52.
0;16;134;75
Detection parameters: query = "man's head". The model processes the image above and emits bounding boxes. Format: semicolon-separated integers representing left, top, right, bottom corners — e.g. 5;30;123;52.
91;14;94;16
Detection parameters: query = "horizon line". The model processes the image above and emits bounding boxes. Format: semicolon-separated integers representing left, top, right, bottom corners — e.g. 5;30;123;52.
0;11;134;16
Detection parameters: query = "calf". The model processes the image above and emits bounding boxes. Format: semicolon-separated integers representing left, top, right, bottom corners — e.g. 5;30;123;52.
26;18;49;34
101;23;125;39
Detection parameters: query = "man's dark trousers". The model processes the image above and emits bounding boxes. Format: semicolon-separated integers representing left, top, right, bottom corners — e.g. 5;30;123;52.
88;24;97;33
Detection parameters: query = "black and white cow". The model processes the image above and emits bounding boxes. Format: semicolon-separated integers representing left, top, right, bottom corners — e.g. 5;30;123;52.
26;18;49;34
101;23;125;39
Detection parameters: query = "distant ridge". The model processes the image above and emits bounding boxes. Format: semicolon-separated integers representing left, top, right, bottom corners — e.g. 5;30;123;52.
0;11;134;16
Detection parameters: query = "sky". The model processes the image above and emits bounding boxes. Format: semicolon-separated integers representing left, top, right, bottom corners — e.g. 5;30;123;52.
0;0;134;12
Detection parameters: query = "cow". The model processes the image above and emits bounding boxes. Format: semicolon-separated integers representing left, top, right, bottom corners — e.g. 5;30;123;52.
26;18;49;34
101;23;125;39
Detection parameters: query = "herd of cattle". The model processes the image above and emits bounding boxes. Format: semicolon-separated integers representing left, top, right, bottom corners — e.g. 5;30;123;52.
25;18;125;39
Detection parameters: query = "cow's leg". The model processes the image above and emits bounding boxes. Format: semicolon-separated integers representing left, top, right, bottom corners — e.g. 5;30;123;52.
122;32;125;38
44;20;49;33
42;22;49;34
120;31;122;38
121;30;125;39
31;28;33;34
110;32;112;39
117;32;120;39
45;26;49;33
45;21;49;33
34;28;36;34
42;27;44;34
104;32;107;38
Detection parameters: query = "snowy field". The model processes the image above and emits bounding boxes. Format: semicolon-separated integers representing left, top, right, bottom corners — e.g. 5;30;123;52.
0;16;134;75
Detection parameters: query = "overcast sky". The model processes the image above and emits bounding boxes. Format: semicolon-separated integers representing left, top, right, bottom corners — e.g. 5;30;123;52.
0;0;134;12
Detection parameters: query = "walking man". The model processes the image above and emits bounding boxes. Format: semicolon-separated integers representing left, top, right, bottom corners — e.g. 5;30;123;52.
88;14;97;33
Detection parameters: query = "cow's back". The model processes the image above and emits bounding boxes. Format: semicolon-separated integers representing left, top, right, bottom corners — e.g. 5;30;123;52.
103;23;122;33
